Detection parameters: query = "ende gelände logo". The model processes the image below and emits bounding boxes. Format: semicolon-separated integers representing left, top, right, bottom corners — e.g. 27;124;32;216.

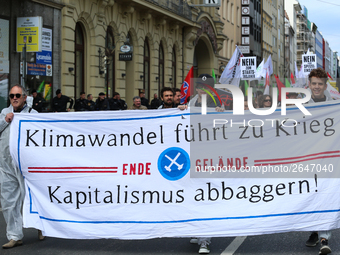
158;147;190;181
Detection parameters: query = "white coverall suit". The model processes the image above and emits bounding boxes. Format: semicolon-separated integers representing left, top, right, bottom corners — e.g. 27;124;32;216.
0;104;37;241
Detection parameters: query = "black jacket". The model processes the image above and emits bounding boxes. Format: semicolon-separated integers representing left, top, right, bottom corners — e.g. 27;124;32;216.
52;95;74;112
33;96;46;112
87;100;96;111
74;98;89;111
141;97;149;108
95;98;110;110
150;98;162;109
109;98;127;110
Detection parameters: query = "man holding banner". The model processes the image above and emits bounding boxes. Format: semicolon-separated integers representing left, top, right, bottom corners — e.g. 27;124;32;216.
0;84;43;249
158;87;187;110
305;68;332;255
307;68;333;104
158;87;175;109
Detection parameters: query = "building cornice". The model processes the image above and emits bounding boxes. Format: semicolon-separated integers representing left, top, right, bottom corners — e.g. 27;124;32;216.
31;0;65;9
124;0;195;26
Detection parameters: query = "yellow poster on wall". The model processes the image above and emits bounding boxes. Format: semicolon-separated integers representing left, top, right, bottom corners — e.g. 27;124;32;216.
16;17;42;52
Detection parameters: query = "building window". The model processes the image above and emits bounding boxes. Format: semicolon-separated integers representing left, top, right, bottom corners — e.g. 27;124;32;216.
230;40;234;59
143;39;150;99
231;3;234;24
75;22;85;99
224;39;228;58
250;18;254;35
272;35;277;48
227;0;231;21
172;47;176;87
105;26;115;98
279;48;281;62
272;15;276;29
158;43;164;93
227;39;231;59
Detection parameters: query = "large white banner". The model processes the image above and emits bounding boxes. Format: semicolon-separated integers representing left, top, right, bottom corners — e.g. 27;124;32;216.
10;101;340;239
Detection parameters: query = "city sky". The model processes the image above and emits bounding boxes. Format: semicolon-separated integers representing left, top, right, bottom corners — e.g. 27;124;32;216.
297;0;340;54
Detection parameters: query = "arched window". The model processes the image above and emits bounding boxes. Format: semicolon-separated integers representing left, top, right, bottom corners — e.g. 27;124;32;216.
158;43;164;93
143;39;150;99
172;47;176;87
75;22;85;99
222;0;226;19
105;26;115;97
231;3;234;24
193;50;198;78
227;0;231;21
227;39;231;59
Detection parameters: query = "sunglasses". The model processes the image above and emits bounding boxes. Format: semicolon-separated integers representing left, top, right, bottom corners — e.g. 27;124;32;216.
9;93;22;99
264;99;272;102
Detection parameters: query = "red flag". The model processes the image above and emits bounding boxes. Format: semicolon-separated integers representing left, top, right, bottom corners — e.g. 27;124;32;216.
274;75;286;101
290;72;296;85
327;72;333;81
180;66;193;104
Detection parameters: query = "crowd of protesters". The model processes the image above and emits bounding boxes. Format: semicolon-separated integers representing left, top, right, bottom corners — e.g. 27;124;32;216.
45;87;185;113
0;68;337;255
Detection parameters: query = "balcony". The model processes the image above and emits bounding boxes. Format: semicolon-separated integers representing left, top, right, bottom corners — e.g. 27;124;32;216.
144;0;192;20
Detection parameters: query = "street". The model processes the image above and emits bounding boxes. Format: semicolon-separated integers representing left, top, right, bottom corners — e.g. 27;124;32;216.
1;207;340;255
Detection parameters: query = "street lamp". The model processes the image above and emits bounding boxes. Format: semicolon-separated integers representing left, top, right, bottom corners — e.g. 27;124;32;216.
98;47;114;75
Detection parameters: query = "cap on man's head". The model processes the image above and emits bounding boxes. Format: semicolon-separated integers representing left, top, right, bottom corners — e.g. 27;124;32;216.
196;74;215;88
99;92;105;96
32;89;37;94
56;89;61;95
139;89;145;94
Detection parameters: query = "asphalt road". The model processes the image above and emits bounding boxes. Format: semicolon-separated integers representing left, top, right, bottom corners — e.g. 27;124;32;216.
1;208;340;255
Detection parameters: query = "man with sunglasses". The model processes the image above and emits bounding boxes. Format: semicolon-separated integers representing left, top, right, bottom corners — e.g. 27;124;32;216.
0;84;43;249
